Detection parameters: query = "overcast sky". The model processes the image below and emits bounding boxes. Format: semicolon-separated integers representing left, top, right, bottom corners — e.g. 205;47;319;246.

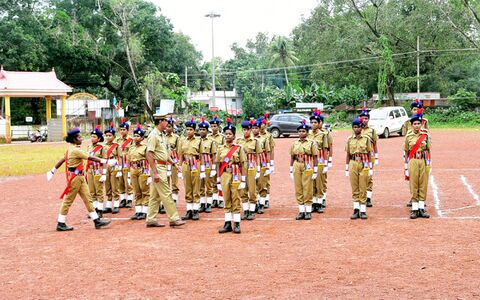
150;0;319;62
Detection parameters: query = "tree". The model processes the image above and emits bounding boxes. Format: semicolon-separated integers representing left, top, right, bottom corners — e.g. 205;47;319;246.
377;35;396;105
270;36;298;86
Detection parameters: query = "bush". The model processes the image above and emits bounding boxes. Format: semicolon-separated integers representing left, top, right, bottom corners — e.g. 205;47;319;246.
425;107;480;127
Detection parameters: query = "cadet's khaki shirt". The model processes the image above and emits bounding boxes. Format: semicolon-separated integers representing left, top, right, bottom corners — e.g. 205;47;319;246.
403;131;432;152
103;142;119;159
128;142;148;162
216;144;247;167
289;139;318;156
236;137;262;154
199;136;216;155
345;135;372;155
308;129;328;149
116;135;134;156
166;133;180;152
147;132;169;162
362;127;378;145
67;145;89;168
323;129;333;149
87;143;104;159
255;134;271;153
260;130;275;149
402;118;429;136
208;133;225;148
179;136;201;157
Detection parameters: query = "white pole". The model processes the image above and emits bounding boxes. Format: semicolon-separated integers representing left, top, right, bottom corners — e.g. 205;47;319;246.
417;36;420;100
211;16;216;108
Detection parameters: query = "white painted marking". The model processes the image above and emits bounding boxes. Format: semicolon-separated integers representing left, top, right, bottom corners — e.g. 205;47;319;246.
430;175;444;218
443;205;478;214
460;175;480;206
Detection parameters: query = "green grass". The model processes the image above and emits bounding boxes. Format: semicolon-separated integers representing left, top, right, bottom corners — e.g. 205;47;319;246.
0;143;67;176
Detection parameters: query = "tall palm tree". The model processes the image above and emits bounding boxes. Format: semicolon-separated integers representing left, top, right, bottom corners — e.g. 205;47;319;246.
270;36;299;86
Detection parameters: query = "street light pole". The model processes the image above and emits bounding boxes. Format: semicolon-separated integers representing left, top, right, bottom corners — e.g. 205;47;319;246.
205;12;220;109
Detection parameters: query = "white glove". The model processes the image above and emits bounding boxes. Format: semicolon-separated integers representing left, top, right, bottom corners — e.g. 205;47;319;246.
289;166;293;180
116;170;123;178
270;160;275;173
200;172;206;179
404;169;409;177
312;172;317;180
322;166;328;174
178;172;183;180
368;169;373;176
345;164;349;177
167;170;172;176
217;178;222;191
146;176;152;185
200;165;205;172
99;174;107;182
264;163;272;176
46;167;56;182
238;182;246;190
107;159;117;167
210;170;216;177
127;173;131;185
374;153;379;166
328;157;333;168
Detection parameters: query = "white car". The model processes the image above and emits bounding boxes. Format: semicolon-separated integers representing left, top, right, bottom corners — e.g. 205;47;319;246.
368;106;409;138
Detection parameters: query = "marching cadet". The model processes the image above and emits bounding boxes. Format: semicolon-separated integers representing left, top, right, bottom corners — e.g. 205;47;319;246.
128;124;150;220
145;114;186;227
259;113;275;208
402;99;430;135
86;125;105;217
179;118;202;221
252;119;272;214
117;118;134;208
404;109;431;219
308;109;329;213
236;119;262;220
345;118;373;220
208;115;225;208
216;118;247;234
101;123;121;214
198;117;216;213
289;120;318;220
166;115;181;204
46;128;114;231
359;106;379;207
322;116;334;209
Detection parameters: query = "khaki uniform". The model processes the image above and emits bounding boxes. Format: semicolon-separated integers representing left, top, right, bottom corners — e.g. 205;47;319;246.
103;141;120;209
86;143;105;209
402;118;429;136
116;135;134;201
208;132;225;198
166;133;181;196
345;135;372;204
146;130;180;223
322;129;333;199
308;129;329;201
128;142;150;210
362;126;378;197
216;143;247;215
260;130;275;196
237;136;262;210
404;131;432;202
290;139;318;207
255;134;271;201
60;145;95;216
179;136;202;207
199;136;216;201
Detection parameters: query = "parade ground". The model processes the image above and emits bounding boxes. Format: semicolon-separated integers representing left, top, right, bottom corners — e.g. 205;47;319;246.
1;129;479;299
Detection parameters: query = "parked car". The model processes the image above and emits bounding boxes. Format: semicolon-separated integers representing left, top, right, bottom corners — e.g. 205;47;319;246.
268;113;310;138
368;106;409;138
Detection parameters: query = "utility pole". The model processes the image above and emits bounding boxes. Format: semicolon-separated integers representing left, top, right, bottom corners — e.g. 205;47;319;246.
205;12;221;109
184;66;189;113
417;36;420;100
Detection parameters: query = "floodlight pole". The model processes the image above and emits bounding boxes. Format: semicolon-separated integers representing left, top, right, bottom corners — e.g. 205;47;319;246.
205;12;221;108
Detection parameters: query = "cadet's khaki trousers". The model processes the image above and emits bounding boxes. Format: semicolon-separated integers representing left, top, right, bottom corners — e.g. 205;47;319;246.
241;168;257;204
147;165;180;223
313;163;325;199
293;161;313;206
200;169;214;197
367;156;375;192
221;171;241;214
118;167;134;195
60;175;95;215
256;167;268;197
87;169;104;202
408;159;428;202
182;163;200;203
349;160;368;204
168;166;179;194
131;167;149;206
105;166;119;201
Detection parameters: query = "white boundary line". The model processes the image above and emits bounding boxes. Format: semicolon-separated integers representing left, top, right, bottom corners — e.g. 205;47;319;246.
109;216;480;221
430;175;445;218
443;205;478;213
460;175;480;206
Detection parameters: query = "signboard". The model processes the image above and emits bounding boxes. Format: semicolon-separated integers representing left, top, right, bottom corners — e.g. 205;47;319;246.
295;102;324;110
156;99;175;115
25;117;33;123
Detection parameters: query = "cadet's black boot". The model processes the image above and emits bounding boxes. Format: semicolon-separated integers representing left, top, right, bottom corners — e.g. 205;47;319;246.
159;205;166;214
138;213;146;220
94;218;111;229
312;203;318;212
199;203;206;213
205;204;212;213
56;222;74;231
265;200;270;209
120;199;126;208
233;222;241;233
304;212;312;220
103;207;112;214
366;198;373;207
212;200;218;208
125;200;133;208
410;210;418;219
192;210;200;220
257;204;265;214
182;210;193;220
350;209;360;220
219;221;232;233
318;204;325;213
360;212;368;219
418;209;430;218
218;201;224;208
247;211;256;220
296;212;305;220
112;207;120;214
130;213;140;220
242;210;249;220
96;208;103;219
406;200;412;207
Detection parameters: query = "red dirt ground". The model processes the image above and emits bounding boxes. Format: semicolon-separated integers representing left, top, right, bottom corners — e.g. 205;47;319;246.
1;129;479;299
